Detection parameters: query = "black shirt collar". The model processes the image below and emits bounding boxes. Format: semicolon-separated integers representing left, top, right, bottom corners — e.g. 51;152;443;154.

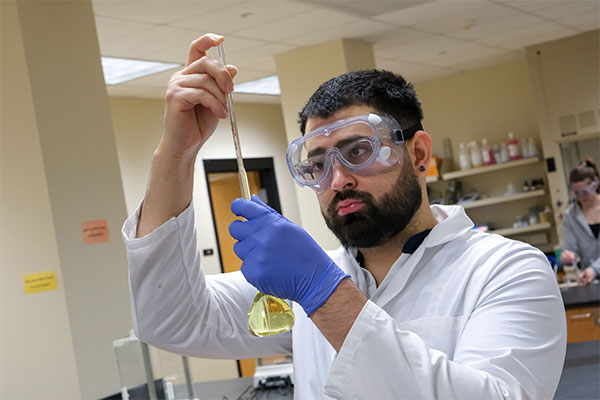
355;229;432;267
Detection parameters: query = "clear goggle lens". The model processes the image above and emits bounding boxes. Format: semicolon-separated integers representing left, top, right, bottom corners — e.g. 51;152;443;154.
287;114;421;192
570;179;598;198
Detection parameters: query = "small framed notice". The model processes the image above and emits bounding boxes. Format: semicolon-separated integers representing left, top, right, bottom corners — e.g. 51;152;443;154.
24;270;58;294
82;219;109;244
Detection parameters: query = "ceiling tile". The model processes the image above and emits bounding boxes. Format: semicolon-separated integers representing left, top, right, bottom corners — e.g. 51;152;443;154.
376;35;462;60
371;27;433;50
448;13;544;41
144;35;268;64
409;2;518;35
100;26;202;58
233;9;358;41
477;21;579;50
496;1;566;13
410;42;506;67
375;0;487;26
558;12;600;31
282;19;397;47
92;0;134;12
95;16;155;42
227;43;297;67
530;1;599;21
172;0;314;34
95;0;241;24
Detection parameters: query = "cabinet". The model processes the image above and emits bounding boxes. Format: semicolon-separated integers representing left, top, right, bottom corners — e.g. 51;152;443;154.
427;157;555;248
565;306;600;343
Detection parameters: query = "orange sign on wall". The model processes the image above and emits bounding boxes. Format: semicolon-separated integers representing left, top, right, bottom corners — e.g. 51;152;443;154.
82;219;109;244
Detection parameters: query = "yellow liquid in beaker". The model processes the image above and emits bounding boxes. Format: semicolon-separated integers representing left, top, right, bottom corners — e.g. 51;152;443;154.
247;292;295;337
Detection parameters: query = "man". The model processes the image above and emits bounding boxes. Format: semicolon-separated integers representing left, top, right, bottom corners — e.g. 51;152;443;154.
123;34;566;399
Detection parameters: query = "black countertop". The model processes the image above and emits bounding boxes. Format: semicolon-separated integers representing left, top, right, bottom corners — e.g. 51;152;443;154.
561;282;600;308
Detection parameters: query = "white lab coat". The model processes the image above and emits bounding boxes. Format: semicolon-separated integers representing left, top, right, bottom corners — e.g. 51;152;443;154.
123;202;566;400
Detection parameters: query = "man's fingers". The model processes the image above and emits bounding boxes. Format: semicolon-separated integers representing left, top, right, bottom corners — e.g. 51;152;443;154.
174;73;227;108
183;56;234;95
231;198;270;220
172;87;227;118
186;33;223;67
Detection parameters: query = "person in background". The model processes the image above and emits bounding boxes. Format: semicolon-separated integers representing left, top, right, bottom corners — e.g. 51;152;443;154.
560;158;600;284
122;33;566;399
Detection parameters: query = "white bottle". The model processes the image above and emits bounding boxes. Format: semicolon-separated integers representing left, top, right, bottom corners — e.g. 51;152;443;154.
527;137;539;158
499;143;510;163
480;138;495;166
469;141;482;168
458;142;471;170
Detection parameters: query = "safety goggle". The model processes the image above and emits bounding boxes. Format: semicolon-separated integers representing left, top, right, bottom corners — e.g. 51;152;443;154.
570;178;598;198
286;113;422;192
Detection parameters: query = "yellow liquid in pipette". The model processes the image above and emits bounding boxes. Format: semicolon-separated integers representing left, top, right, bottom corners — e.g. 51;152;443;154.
217;40;295;337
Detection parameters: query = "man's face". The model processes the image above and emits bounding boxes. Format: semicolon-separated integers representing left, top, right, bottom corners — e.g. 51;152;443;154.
304;105;423;248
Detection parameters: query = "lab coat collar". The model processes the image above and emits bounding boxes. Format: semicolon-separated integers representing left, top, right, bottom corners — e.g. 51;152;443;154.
424;205;474;248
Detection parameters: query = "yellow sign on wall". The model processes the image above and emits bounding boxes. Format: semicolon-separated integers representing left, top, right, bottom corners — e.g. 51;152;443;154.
24;270;57;294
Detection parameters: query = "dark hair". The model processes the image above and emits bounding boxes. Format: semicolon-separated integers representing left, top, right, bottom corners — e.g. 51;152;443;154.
569;158;600;193
298;69;423;134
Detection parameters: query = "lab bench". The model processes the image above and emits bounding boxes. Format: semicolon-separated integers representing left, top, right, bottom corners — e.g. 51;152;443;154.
561;282;600;343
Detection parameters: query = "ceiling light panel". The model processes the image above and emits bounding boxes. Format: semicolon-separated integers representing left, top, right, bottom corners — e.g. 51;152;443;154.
234;75;280;95
101;57;181;85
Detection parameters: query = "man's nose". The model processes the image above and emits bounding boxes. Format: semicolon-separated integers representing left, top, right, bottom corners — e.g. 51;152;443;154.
330;159;357;192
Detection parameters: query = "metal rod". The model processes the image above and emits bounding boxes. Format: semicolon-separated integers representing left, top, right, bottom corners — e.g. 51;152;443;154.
217;42;251;200
182;356;195;400
140;341;158;400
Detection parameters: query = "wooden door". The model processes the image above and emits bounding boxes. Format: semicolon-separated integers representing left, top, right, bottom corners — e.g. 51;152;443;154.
207;171;286;377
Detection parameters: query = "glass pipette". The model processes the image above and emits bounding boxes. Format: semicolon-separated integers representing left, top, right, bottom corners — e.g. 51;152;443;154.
217;41;295;337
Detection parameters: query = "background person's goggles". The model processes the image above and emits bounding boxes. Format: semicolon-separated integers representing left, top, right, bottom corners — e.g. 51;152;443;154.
570;178;598;198
286;114;422;192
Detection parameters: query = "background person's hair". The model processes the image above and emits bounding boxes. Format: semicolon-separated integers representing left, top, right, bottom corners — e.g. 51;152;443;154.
298;69;424;134
569;158;600;193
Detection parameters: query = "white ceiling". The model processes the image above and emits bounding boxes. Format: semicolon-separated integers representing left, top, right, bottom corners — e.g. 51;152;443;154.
94;0;599;103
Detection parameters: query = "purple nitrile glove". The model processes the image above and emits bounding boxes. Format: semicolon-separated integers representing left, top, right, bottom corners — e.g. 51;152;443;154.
229;195;349;316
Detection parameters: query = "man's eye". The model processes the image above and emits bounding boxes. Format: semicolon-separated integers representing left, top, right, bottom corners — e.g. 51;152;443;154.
310;160;324;171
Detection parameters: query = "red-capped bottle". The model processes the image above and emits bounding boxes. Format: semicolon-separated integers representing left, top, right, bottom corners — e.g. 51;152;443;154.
507;132;522;161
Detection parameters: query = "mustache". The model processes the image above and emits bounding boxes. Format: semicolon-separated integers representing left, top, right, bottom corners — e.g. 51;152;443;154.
328;190;374;214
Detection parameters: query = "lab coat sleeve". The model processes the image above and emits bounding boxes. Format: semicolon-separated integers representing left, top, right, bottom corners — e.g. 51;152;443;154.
324;246;566;400
122;201;292;359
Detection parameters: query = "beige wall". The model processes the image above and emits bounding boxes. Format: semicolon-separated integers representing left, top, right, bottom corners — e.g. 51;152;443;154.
414;59;555;248
1;1;82;398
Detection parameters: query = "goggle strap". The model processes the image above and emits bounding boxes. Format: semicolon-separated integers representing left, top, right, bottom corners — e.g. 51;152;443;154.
393;122;423;143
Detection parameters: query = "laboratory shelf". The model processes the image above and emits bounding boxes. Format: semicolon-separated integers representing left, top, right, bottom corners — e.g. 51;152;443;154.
441;157;540;180
489;222;551;237
460;189;546;210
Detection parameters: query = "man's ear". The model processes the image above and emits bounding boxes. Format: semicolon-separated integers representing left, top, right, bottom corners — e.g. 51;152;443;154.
410;130;432;175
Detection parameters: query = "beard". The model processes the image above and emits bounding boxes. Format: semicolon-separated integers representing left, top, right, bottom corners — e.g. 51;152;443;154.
321;161;422;249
